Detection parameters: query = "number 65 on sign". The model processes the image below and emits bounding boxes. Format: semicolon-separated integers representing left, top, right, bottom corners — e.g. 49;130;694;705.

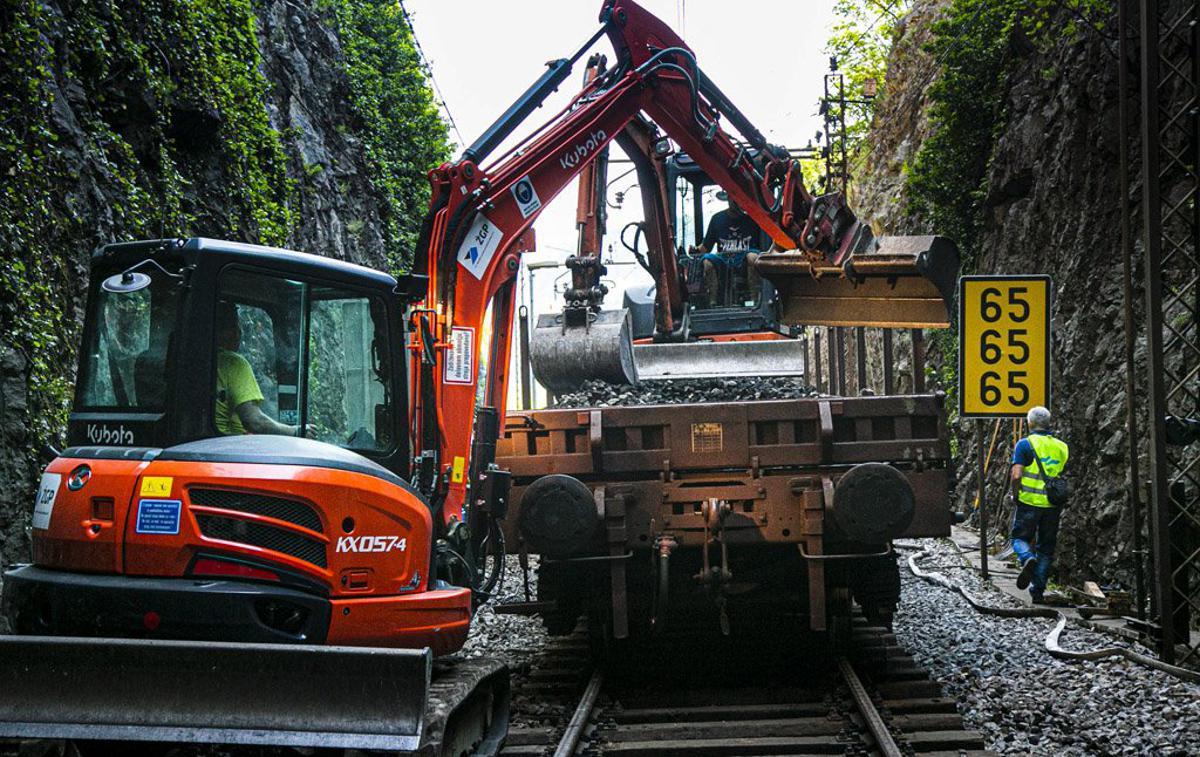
958;276;1051;417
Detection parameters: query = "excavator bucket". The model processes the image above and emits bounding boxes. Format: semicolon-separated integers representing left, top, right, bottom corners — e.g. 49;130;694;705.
530;308;639;393
633;337;806;381
0;635;432;751
756;235;960;328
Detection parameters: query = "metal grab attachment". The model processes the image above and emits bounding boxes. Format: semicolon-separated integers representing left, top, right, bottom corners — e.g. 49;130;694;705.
756;235;960;328
0;636;431;750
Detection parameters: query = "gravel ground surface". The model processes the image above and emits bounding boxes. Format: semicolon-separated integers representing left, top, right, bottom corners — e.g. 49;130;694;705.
456;556;569;732
895;538;1200;756
553;377;818;407
456;554;548;671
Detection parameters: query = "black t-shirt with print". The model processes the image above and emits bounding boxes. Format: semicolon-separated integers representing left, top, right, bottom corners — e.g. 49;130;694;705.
702;209;766;253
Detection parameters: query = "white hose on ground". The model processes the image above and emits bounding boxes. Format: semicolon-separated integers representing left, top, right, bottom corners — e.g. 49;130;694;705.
899;541;1200;684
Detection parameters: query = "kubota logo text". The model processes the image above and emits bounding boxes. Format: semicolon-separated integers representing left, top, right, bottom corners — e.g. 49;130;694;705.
87;424;134;446
336;535;408;553
559;129;607;170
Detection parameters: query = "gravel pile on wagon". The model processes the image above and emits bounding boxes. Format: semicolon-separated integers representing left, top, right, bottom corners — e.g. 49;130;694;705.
553;377;819;407
895;539;1200;756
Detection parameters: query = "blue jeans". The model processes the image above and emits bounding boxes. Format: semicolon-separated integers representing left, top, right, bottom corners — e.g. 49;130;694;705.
1011;502;1060;596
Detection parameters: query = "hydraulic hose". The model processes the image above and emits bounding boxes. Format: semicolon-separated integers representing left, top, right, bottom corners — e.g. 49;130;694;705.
900;542;1200;684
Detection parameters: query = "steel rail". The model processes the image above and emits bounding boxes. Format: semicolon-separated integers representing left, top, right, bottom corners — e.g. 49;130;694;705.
838;657;904;757
552;667;604;757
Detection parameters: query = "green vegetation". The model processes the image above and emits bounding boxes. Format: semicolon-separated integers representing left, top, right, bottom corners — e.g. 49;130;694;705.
823;0;912;186
900;0;1107;402
822;0;1107;410
326;0;451;270
906;0;1108;269
0;0;448;462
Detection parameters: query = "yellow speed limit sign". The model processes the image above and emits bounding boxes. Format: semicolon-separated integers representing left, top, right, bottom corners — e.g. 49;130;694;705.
958;275;1051;417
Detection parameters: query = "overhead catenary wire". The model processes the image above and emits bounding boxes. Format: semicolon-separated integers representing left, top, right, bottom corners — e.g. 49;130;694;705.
398;0;466;147
836;0;906;57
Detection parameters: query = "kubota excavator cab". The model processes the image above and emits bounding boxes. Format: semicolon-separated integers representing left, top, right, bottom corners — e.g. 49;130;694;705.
620;151;808;381
0;238;507;753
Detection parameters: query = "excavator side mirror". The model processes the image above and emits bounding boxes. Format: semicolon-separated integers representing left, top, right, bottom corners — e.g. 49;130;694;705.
101;271;152;293
396;273;429;304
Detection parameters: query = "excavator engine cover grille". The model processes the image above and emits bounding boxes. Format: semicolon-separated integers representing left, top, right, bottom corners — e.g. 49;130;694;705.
189;488;323;533
195;514;327;569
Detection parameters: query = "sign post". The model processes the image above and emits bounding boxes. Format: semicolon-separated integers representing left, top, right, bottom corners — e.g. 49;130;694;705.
958;275;1052;581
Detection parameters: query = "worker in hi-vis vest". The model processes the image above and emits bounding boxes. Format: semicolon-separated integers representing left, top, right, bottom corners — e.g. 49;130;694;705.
1010;406;1069;603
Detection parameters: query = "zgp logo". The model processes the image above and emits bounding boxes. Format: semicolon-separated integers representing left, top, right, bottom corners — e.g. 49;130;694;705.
511;175;542;219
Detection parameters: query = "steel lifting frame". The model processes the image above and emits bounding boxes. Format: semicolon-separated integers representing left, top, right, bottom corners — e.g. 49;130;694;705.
1136;0;1200;665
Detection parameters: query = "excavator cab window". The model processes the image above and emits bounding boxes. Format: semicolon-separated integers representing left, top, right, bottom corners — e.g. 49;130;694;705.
674;176;765;311
79;266;181;411
214;267;392;452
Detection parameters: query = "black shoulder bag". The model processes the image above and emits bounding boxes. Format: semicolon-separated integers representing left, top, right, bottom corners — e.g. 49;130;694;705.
1031;441;1070;508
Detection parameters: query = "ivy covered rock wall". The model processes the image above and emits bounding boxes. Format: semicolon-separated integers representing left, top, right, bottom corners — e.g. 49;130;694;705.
0;0;448;570
856;0;1137;587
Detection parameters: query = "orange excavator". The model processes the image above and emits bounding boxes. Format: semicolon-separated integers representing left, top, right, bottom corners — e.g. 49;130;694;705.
0;2;956;753
527;54;956;392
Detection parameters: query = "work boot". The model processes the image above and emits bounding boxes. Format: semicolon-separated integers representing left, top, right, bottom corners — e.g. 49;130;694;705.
1030;593;1047;605
1017;556;1038;590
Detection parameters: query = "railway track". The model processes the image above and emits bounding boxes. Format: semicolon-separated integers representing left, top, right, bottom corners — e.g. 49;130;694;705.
503;617;996;756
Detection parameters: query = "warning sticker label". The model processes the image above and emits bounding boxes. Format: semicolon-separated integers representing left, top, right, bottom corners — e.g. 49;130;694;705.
443;327;475;385
136;499;181;535
691;423;724;453
457;213;504;279
511;175;542;218
140;476;173;497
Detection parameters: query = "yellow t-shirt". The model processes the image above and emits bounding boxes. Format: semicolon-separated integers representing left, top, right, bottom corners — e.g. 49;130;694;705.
215;350;264;435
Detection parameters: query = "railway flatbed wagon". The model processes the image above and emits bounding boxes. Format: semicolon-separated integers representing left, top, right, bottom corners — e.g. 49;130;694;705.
496;393;956;641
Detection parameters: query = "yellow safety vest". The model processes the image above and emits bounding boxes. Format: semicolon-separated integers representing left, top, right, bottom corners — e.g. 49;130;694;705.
1019;433;1069;508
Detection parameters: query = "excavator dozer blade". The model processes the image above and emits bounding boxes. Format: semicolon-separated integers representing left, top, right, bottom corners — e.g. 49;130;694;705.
530;308;639;393
756;235;960;328
634;338;807;381
0;635;431;751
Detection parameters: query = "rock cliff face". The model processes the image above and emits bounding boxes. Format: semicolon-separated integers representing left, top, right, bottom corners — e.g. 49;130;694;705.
856;0;1140;586
0;0;445;571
